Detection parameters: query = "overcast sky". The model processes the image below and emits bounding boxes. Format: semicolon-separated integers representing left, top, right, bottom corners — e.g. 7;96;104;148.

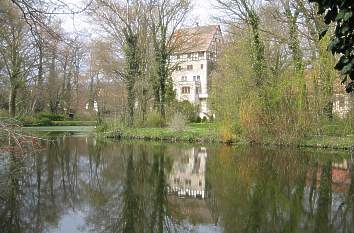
62;0;220;34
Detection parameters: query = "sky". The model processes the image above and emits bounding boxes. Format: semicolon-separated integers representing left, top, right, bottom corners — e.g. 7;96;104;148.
191;0;219;25
61;0;220;34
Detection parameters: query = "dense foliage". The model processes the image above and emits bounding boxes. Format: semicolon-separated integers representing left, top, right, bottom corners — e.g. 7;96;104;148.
310;0;354;93
210;0;354;144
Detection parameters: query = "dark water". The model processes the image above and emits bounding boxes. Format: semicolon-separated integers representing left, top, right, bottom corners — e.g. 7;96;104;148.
0;136;353;233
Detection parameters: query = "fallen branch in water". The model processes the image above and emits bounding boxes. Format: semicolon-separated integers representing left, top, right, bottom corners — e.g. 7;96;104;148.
0;118;48;154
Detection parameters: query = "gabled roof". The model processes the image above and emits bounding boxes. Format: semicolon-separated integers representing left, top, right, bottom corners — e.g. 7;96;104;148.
171;25;221;54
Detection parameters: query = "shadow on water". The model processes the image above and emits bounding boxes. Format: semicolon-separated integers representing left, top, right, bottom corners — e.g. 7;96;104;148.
0;136;353;233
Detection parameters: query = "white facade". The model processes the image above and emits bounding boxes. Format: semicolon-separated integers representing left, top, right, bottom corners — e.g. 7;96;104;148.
167;147;207;199
170;25;223;118
333;93;353;118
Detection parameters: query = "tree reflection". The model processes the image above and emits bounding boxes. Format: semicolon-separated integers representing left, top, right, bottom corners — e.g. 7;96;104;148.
207;146;353;233
0;154;24;233
1;137;353;233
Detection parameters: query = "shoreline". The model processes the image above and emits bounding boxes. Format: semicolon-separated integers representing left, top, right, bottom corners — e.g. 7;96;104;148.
106;127;354;152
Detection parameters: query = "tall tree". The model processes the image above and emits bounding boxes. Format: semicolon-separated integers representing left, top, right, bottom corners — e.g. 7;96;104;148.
147;0;191;121
91;0;146;126
0;2;33;117
216;0;266;86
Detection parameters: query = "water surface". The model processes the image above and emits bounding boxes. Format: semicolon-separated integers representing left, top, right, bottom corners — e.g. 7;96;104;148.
0;136;353;233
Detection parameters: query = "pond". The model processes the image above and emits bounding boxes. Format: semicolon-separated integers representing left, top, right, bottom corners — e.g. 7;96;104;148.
0;134;353;233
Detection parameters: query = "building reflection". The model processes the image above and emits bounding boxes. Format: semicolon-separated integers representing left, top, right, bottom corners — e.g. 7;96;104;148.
167;147;207;199
306;158;353;193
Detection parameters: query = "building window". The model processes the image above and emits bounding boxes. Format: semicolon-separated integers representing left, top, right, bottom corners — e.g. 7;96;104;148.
177;54;180;60
196;87;200;94
187;53;191;58
197;75;200;81
198;52;204;58
185;179;191;186
201;64;203;69
193;76;196;81
181;86;190;94
187;65;193;70
181;76;187;81
176;65;182;71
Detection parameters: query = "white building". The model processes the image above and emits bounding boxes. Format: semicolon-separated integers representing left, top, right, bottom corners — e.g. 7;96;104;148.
170;25;223;118
333;93;353;118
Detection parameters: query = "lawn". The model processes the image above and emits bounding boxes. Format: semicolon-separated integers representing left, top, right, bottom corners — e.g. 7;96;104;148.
107;123;224;143
300;135;354;150
24;126;95;132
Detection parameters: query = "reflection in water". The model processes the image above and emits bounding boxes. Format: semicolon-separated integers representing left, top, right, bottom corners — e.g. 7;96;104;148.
207;147;354;233
0;137;353;233
168;147;207;198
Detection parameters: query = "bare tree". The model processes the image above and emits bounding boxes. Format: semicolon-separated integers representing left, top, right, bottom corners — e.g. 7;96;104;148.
0;2;36;117
90;0;147;126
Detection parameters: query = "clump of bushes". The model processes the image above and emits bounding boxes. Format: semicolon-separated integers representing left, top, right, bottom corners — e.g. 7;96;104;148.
145;111;165;127
171;100;199;122
321;111;354;136
0;109;8;118
75;111;96;121
37;112;65;121
19;112;66;126
168;112;187;131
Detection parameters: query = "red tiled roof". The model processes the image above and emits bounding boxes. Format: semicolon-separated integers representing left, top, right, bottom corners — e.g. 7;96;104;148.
171;25;220;53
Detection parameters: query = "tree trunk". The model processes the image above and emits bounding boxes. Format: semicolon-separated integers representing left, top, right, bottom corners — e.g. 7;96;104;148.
127;80;135;127
35;44;45;112
9;86;17;117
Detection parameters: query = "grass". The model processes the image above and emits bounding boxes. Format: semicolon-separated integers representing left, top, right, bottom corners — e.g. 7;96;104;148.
106;123;246;144
107;123;215;143
300;135;354;150
106;122;354;151
51;120;96;126
24;126;95;132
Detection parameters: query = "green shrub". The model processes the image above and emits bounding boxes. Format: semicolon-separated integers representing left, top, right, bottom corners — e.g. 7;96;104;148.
145;111;164;127
51;121;96;126
173;100;199;122
322;112;354;136
195;116;202;123
36;117;52;126
75;111;96;121
19;115;36;126
37;112;65;121
168;112;187;131
96;121;110;133
0;109;8;118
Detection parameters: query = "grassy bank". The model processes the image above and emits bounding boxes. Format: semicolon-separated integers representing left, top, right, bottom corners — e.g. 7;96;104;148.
106;123;245;144
24;126;95;132
106;123;354;151
299;135;354;150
